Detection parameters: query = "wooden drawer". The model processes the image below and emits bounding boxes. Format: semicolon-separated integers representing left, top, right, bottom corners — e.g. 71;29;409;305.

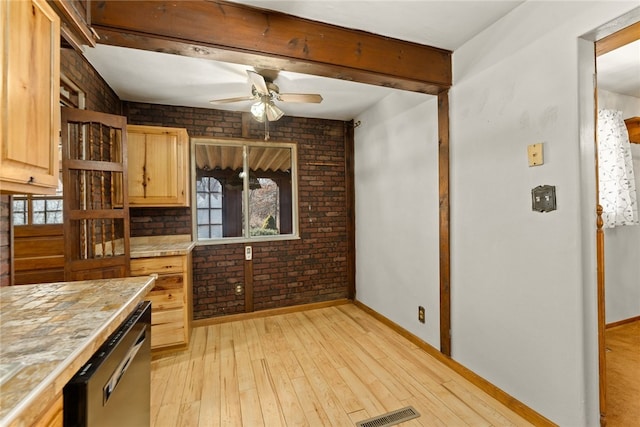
152;273;184;291
148;288;184;311
151;309;185;348
131;255;184;276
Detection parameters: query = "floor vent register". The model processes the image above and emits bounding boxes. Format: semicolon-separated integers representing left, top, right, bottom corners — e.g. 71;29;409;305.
355;406;420;427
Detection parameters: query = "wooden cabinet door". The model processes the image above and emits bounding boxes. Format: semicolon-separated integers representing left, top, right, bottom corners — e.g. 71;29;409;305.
127;125;189;207
144;132;182;203
0;0;60;194
126;131;147;200
62;107;130;280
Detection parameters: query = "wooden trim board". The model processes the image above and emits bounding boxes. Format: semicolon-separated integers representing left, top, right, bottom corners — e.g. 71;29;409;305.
606;315;640;329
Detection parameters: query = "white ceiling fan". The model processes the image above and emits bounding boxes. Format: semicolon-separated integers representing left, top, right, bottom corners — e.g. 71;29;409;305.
210;70;323;123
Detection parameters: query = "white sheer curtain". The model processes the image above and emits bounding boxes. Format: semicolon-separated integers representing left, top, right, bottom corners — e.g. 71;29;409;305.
597;109;639;228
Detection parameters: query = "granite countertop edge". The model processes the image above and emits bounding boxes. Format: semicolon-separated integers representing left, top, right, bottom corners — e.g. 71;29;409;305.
1;277;155;427
130;240;196;259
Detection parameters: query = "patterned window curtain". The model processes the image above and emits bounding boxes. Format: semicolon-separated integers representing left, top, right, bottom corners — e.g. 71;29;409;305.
597;109;639;228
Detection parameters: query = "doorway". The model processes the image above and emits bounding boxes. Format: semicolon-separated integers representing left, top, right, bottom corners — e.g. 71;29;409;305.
591;16;640;427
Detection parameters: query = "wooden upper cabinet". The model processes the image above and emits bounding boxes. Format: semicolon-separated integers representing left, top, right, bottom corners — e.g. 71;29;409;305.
0;0;60;195
126;125;190;207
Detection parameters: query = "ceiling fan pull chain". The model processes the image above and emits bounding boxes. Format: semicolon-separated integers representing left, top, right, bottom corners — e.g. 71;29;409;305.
264;118;270;141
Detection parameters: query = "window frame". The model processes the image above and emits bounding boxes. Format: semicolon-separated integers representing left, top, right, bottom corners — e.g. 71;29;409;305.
192;137;300;245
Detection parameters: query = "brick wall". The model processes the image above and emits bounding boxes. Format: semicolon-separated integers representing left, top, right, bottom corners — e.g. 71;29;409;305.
0;196;10;287
130;207;192;237
126;102;350;319
61;48;121;114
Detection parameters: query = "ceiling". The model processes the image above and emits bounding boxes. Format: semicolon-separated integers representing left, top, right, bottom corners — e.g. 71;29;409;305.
597;40;640;98
82;1;639;121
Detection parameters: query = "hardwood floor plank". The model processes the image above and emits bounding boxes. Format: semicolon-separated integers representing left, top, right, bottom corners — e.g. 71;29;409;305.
150;304;536;427
231;322;257;393
177;401;201;427
243;318;265;361
160;351;191;405
290;376;333;425
292;345;359;426
150;353;176;424
181;327;207;403
282;314;362;413
154;402;180;427
348;409;370;425
250;358;287;427
326;316;414;401
336;365;388;417
606;320;640;427
239;387;265;426
442;379;518;426
219;323;242;426
382;356;468;426
198;325;222;426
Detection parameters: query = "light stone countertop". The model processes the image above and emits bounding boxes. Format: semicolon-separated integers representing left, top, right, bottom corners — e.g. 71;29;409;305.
130;235;195;258
0;276;155;426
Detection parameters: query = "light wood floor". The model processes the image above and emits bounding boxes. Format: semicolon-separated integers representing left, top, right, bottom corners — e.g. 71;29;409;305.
606;320;640;427
150;304;534;426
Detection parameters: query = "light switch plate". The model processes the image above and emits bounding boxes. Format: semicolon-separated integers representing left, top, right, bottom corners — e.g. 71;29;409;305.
532;185;556;212
245;246;252;261
528;143;544;166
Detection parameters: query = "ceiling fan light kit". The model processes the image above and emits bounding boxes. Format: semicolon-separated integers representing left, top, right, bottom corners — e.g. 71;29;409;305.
210;69;323;125
250;96;284;123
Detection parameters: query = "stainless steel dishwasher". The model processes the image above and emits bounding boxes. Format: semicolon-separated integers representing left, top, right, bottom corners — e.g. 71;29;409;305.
64;301;151;427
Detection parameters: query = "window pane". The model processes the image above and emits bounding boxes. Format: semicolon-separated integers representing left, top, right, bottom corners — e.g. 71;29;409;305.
33;212;45;224
211;209;222;223
210;193;222;208
197;209;210;224
249;178;279;236
198;225;210;239
13;199;25;212
13;212;25;225
211;225;222;238
46;211;62;223
248;146;292;236
33;200;44;212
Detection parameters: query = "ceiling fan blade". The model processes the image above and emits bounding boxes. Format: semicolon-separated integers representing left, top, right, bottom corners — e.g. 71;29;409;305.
247;70;269;95
278;93;323;103
254;68;279;82
209;95;255;104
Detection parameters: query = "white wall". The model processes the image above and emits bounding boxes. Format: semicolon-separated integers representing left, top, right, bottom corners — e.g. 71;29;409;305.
449;2;637;426
354;90;440;348
354;2;638;427
598;90;640;323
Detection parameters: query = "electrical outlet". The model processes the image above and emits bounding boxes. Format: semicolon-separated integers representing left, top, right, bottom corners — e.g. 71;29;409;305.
235;284;243;295
418;306;425;324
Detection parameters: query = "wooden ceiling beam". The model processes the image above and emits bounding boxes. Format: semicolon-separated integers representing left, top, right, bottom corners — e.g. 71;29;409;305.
90;0;451;95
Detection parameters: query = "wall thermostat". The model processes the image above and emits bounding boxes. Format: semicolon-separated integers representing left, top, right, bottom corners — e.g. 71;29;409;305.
532;185;556;212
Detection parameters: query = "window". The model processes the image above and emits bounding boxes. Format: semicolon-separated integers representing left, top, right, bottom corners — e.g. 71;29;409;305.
12;187;64;225
193;138;298;243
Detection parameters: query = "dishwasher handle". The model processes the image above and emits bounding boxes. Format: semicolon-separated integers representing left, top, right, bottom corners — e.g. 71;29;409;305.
103;327;147;405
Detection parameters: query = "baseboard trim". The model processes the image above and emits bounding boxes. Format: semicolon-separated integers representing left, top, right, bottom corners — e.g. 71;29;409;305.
606;315;640;329
353;300;556;427
192;298;351;328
